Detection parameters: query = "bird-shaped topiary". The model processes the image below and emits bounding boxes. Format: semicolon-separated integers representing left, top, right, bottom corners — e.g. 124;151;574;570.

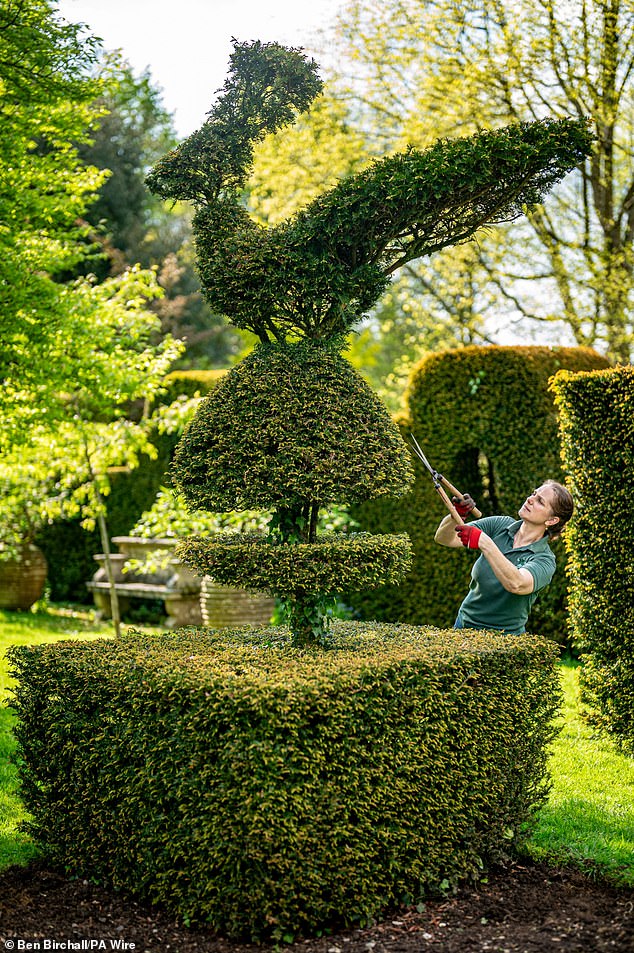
147;39;593;645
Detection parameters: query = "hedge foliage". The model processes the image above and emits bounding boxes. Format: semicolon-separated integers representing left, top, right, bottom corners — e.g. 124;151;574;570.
551;365;634;752
349;346;610;642
9;625;560;940
178;532;412;596
186;119;592;343
173;339;414;512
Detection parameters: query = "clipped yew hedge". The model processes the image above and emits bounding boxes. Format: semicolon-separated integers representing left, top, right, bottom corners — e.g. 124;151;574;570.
173;339;414;512
9;624;560;941
349;346;610;642
178;531;412;595
551;365;634;753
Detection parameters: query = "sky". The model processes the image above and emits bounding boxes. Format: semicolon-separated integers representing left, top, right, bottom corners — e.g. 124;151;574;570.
57;0;343;137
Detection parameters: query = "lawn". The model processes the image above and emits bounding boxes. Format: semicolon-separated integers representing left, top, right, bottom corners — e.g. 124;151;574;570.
527;659;634;884
0;606;115;869
1;607;632;884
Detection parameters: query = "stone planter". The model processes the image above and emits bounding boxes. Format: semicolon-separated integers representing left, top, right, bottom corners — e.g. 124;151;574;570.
200;577;275;627
0;543;48;610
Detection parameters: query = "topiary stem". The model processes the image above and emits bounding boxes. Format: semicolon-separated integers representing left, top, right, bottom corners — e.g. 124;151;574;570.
284;593;333;648
270;502;332;645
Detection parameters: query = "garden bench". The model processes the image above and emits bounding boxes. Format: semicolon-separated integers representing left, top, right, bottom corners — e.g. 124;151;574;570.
86;536;202;628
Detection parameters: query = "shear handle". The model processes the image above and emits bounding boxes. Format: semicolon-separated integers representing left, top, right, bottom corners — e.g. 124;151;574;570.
436;473;483;519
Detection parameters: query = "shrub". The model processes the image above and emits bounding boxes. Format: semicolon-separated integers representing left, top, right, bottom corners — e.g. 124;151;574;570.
551;365;634;752
173;340;414;512
179;531;412;595
349;345;610;643
171;338;414;644
9;625;560;940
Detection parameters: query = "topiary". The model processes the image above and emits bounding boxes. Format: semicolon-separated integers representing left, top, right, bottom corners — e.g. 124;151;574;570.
147;39;593;646
173;340;412;511
551;365;634;751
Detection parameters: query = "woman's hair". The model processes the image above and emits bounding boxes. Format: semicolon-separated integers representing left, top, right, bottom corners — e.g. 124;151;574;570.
544;480;574;539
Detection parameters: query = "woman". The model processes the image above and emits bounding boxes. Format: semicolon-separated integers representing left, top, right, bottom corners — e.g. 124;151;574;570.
434;481;573;635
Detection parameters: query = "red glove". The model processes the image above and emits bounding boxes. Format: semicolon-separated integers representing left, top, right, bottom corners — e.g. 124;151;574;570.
456;524;482;549
452;494;476;518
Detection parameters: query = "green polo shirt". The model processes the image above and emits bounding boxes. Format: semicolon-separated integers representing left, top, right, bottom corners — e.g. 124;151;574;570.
456;516;556;635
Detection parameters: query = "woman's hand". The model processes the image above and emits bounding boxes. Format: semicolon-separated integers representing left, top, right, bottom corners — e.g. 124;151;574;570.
451;494;477;518
455;524;482;549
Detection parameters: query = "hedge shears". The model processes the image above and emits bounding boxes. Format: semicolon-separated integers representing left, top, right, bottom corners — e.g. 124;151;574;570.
409;435;482;524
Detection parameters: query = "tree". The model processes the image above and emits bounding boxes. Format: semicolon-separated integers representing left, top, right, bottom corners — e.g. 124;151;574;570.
148;39;592;645
0;0;107;444
0;1;184;632
0;267;183;634
325;0;634;362
75;60;177;276
75;58;244;368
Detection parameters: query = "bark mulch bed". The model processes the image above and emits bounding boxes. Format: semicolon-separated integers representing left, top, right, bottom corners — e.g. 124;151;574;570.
1;858;632;953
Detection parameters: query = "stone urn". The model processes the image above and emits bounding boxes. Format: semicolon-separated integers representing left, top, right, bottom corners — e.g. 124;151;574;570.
200;577;275;628
0;543;48;610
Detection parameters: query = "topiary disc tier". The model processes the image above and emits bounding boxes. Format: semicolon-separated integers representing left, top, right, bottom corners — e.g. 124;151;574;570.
172;340;415;511
177;532;413;596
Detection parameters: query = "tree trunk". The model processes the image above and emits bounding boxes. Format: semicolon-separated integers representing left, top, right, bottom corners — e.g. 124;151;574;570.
96;507;122;639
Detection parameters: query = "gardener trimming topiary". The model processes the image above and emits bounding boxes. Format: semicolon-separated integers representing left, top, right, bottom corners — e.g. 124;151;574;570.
147;38;593;646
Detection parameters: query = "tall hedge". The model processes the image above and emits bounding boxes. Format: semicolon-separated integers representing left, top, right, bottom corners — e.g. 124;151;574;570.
9;624;560;941
349;346;610;642
551;365;634;752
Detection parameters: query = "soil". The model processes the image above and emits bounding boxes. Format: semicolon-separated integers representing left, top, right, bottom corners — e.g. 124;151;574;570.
1;859;632;953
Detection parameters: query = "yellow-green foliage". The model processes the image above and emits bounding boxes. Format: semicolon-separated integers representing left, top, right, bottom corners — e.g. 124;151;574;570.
178;532;412;595
349;346;610;641
9;624;560;941
551;365;634;753
161;368;226;401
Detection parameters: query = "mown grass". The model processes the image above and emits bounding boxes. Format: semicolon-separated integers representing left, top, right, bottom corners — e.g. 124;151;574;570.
0;608;632;886
0;606;114;869
526;657;634;884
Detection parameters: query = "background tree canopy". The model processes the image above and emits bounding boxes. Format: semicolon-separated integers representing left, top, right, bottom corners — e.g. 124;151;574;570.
0;0;182;593
246;0;631;405
74;58;244;369
326;0;634;362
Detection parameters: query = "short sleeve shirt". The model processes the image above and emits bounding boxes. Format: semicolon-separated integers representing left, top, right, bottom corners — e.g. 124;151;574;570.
457;516;556;635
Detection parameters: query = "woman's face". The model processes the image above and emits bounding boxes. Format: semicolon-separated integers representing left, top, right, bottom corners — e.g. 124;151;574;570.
518;484;557;524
